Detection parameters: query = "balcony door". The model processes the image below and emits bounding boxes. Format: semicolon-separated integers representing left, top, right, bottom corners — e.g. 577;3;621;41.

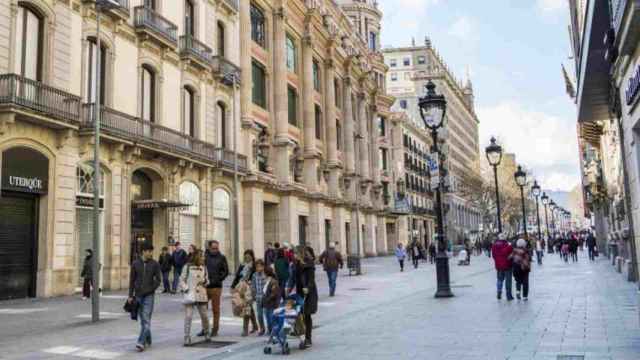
216;101;227;148
182;86;195;139
184;0;195;36
86;39;107;106
144;0;156;10
14;4;43;81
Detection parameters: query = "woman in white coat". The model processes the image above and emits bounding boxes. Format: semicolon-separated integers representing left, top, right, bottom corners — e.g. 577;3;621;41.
180;247;210;345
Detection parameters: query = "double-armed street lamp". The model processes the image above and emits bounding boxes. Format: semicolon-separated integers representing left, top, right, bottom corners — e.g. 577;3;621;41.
549;199;557;237
531;180;542;241
419;80;453;298
541;192;552;253
485;137;503;233
514;165;528;239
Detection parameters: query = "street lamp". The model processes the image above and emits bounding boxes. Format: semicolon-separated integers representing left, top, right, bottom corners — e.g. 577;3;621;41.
419;80;453;298
531;180;542;242
549;200;557;237
485;137;503;233
514;165;528;239
541;192;552;253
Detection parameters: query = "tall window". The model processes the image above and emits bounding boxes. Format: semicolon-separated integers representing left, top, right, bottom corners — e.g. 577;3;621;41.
141;65;155;122
334;79;341;108
336;121;342;150
250;3;265;48
252;60;267;108
217;21;225;57
287;86;298;126
184;0;195;35
369;32;377;51
403;58;410;66
379;148;388;171
144;0;156;9
14;5;43;80
86;38;107;104
378;116;386;136
217;102;227;148
286;35;297;72
314;105;322;140
312;60;320;92
183;87;195;137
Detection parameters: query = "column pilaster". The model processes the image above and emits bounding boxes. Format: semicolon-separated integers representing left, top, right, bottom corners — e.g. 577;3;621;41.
343;77;355;174
273;7;292;183
302;35;320;191
358;94;370;179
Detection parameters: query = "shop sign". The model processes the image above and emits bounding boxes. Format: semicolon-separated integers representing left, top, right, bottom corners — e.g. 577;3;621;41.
1;147;49;194
76;195;104;209
625;64;640;106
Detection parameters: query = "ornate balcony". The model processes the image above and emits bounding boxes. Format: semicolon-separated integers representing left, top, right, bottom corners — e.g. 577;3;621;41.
83;0;130;20
80;104;247;171
134;6;178;49
0;73;81;128
211;56;241;86
179;35;212;70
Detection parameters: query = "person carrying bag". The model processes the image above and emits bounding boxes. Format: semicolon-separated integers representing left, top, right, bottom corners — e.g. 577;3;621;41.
180;248;210;345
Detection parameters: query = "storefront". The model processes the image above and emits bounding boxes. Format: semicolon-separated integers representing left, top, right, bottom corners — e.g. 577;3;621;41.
0;147;48;300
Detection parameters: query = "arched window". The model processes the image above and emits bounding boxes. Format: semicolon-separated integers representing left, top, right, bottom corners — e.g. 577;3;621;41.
184;0;195;36
86;38;107;104
14;4;43;80
131;171;153;201
217;21;225;57
216;101;227;148
141;65;156;122
77;163;105;196
182;86;195;137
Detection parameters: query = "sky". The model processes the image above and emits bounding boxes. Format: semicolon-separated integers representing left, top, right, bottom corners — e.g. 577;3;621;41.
379;0;579;192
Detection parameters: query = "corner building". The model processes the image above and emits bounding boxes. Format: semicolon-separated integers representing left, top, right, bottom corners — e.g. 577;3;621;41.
0;0;244;299
238;0;399;259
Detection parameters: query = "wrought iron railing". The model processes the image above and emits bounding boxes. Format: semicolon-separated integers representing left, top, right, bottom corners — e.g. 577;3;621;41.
134;6;178;45
84;0;130;14
211;56;241;86
179;35;213;65
0;74;81;124
81;104;247;169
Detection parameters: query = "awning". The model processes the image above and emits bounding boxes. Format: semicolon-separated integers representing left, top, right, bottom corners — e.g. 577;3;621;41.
132;199;191;211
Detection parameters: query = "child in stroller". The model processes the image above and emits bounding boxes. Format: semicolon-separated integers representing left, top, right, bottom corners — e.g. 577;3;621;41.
263;295;305;355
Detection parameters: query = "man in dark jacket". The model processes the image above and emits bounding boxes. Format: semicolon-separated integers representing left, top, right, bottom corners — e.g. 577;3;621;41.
491;233;514;301
319;242;343;297
264;242;276;268
586;232;597;261
158;247;173;293
128;244;161;352
287;246;318;348
203;240;229;337
171;242;188;294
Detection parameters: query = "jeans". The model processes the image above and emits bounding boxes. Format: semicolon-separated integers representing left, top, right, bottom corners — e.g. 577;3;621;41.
496;269;513;299
513;267;529;298
172;266;183;292
278;279;288;301
398;259;404;271
206;288;222;334
588;247;596;261
326;270;338;296
412;257;419;269
136;294;155;346
161;271;171;292
264;307;274;333
256;301;265;330
536;251;543;265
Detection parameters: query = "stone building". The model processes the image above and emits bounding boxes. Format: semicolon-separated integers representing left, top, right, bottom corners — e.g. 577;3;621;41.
382;38;482;246
237;0;398;259
0;0;243;299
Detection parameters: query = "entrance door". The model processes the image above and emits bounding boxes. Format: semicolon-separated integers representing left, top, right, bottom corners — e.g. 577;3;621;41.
298;216;308;246
0;192;37;300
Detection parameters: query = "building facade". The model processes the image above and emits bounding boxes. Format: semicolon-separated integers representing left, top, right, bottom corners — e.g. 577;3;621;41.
0;0;243;299
383;38;482;246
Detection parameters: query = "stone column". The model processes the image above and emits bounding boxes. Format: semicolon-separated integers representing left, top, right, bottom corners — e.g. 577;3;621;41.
358;94;370;179
242;187;264;268
370;105;380;184
302;34;320;192
273;7;292;183
279;196;298;246
343;77;355;174
309;202;324;255
364;213;377;257
325;58;341;198
332;208;346;255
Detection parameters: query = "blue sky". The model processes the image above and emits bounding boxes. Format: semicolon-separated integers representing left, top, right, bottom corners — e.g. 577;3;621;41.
379;0;579;192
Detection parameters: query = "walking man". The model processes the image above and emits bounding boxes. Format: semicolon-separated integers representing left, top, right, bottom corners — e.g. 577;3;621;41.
428;242;436;264
319;242;344;297
172;242;188;294
492;233;514;301
586;232;597;261
203;240;229;337
158;246;173;293
128;243;162;352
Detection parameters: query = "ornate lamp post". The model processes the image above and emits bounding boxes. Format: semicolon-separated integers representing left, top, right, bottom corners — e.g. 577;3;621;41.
419;80;453;298
485;137;503;233
549;200;557;237
514;165;528;239
541;192;552;253
531;180;542;241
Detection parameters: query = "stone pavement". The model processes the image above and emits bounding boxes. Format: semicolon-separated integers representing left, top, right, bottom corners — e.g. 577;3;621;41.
0;251;639;360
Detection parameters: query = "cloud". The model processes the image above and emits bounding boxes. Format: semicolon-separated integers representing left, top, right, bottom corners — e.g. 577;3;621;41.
537;0;566;13
477;101;580;192
448;16;474;39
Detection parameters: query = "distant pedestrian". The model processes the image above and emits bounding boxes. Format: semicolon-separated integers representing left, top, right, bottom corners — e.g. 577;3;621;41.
172;242;188;294
180;247;210;345
128;243;162;352
491;233;514;301
410;242;421;269
159;247;173;293
203;240;229;338
535;238;544;265
569;235;579;262
283;242;295;263
586;232;597;261
512;239;531;301
428;242;436;263
262;266;280;334
81;249;94;300
561;239;570;263
395;243;407;272
231;250;257;335
319;242;344;297
274;249;290;301
265;242;276;268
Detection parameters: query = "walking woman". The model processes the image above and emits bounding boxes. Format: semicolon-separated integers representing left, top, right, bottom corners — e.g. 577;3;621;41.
288;246;318;349
81;249;94;300
180;248;210;345
231;250;257;335
512;239;532;301
395;243;407;272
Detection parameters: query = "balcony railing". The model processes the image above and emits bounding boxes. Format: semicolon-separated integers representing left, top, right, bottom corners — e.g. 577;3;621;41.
83;0;130;16
221;0;239;12
211;56;241;86
179;35;213;66
81;104;247;170
0;74;81;124
134;6;177;46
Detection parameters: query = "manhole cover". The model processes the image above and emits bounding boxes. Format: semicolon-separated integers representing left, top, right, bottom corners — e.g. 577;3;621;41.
557;356;584;360
451;284;472;288
349;288;369;291
188;340;237;349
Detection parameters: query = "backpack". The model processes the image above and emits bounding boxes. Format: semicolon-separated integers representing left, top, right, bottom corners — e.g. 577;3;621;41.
324;251;339;269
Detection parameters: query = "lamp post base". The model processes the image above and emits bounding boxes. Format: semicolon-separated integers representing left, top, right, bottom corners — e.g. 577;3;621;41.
434;251;454;298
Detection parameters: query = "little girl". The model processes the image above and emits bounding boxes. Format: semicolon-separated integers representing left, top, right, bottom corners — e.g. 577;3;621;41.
395;243;407;272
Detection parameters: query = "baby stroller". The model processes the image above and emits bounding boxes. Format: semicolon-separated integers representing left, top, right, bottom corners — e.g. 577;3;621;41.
264;295;305;355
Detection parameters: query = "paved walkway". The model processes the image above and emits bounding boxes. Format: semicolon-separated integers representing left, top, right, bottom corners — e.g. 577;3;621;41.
1;251;639;360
